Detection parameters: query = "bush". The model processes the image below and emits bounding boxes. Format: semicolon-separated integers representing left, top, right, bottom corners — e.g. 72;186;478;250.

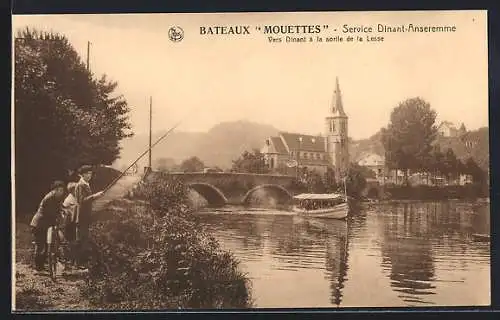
82;175;252;309
89;166;122;192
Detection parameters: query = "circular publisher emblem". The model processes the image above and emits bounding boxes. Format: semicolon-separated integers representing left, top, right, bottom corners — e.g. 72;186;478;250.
168;26;184;42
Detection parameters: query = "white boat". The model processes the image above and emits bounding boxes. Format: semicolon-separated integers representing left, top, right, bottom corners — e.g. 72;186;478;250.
292;193;349;219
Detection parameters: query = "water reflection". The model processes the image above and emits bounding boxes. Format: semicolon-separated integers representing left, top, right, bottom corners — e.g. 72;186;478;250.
198;200;490;308
325;224;349;306
200;212;351;306
376;201;490;306
379;203;437;305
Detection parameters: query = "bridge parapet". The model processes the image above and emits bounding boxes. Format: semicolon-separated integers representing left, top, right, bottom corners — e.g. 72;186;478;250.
147;171;297;205
146;170;385;203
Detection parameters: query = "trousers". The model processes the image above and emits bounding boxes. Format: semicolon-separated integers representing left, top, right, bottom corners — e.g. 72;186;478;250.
74;224;90;266
31;226;47;270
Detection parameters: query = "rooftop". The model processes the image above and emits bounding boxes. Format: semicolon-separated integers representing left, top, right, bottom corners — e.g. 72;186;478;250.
279;132;326;152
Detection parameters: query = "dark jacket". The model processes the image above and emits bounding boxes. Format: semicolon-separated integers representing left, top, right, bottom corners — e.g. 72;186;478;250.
30;190;63;229
74;178;93;226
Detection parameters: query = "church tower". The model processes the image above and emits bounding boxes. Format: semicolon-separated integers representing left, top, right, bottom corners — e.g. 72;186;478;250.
325;77;349;181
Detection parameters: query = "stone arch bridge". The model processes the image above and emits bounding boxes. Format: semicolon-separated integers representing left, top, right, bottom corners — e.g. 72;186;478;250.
145;171;298;206
143;171;383;206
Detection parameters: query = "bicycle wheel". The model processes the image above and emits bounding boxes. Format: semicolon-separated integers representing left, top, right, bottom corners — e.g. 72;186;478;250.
47;227;57;280
48;244;56;279
31;241;37;269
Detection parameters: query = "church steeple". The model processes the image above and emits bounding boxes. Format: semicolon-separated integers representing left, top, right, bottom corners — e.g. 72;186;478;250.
331;77;347;117
325;76;349;180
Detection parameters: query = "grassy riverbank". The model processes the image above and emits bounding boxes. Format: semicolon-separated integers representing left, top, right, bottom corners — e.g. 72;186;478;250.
14;214;94;311
14;175;253;311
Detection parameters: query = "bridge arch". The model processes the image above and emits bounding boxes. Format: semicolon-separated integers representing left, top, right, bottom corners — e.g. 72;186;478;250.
242;184;293;204
188;183;228;206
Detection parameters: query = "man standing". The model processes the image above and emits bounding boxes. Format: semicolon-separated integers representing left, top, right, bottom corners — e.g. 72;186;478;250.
61;182;78;267
74;165;104;269
30;181;66;272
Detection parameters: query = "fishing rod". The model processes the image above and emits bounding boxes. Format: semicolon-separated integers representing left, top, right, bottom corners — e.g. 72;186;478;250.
101;108;197;194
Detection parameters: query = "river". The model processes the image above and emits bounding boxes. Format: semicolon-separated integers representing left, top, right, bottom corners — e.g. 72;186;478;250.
196;200;490;308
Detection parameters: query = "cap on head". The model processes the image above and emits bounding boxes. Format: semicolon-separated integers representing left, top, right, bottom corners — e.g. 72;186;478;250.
78;165;93;175
51;180;65;190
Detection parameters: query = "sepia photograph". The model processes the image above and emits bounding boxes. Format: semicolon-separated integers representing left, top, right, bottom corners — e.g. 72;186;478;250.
11;10;490;311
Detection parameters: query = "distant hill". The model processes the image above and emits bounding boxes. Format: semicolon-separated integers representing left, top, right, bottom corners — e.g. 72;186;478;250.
114;131;205;170
114;120;279;170
115;120;488;173
349;130;385;162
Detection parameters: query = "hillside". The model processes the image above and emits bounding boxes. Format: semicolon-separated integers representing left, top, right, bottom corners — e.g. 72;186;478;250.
434;127;489;172
114;120;279;170
348;127;489;172
349;130;385;162
115;120;489;173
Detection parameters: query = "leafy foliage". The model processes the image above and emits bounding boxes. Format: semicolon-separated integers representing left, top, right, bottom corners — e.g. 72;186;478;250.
381;97;437;181
155;157;179;172
323;167;337;193
464;157;486;185
180;156;205;173
87;166;122;192
231;149;270;174
343;163;368;199
434;126;489;172
303;169;326;193
82;175;252;309
356;165;377;180
14;28;132;213
379;97;488;188
441;148;460;181
297;164;367;199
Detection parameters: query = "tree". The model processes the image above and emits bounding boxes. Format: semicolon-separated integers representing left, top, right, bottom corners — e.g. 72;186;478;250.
381;97;437;184
14;28;132;213
442;148;459;184
357;165;377;180
323;167;337;193
303;169;326;193
180;156;205;172
456;159;467;177
231;149;269;174
343;163;368;199
426;146;445;184
464;157;485;185
155;157;177;172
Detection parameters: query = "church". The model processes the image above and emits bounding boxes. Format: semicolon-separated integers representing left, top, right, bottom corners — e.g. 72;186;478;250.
261;77;349;180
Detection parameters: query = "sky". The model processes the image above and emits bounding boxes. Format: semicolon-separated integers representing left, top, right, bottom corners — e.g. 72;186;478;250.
12;11;488;140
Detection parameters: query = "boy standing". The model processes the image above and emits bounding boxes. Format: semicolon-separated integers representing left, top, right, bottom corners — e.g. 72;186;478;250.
61;182;78;266
74;165;104;269
30;181;66;272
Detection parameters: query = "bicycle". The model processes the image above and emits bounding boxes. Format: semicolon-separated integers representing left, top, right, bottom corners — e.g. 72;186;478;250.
46;224;71;280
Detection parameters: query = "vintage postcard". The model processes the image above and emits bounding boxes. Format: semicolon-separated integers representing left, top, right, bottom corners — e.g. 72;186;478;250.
12;10;490;311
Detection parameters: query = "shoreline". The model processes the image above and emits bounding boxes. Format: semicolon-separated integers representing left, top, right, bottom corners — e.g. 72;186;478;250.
14;195;253;311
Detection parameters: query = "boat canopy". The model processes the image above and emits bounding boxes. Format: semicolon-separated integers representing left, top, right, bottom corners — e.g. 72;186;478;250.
293;193;344;200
